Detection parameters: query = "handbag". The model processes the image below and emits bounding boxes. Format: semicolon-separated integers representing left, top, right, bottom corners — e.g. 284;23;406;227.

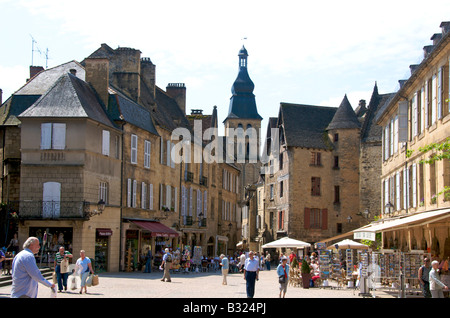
70;276;77;290
279;275;286;284
92;274;99;286
52;271;57;284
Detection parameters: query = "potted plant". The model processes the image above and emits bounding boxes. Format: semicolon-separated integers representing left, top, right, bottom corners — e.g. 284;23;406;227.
301;259;311;289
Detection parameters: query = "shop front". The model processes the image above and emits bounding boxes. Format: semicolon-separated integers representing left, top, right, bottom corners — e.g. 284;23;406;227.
122;219;180;272
95;228;112;273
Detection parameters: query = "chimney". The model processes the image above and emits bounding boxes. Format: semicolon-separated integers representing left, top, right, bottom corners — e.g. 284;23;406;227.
28;66;44;82
423;45;435;59
410;64;419;75
166;83;186;114
430;33;442;45
110;47;141;102
84;57;110;108
140;57;156;99
440;21;450;35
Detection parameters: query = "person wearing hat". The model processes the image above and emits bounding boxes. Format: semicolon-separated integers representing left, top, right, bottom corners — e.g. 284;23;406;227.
161;248;172;282
277;256;289;298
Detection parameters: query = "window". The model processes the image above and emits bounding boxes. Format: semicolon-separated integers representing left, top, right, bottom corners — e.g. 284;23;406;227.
149;184;154;210
102;130;110;156
279;181;284;198
311;177;321;196
144;140;151;168
127;179;132;207
311;152;321;166
131;134;138;164
279;152;283;171
304;208;328;230
41;123;66;150
270;184;274;200
278;210;285;231
333;156;339;169
141;182;147;209
334;133;339;142
99;182;108;204
43;182;61;218
132;180;137;208
334;186;340;203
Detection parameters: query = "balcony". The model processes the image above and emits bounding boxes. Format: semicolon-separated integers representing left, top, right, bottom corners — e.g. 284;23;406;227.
9;200;91;220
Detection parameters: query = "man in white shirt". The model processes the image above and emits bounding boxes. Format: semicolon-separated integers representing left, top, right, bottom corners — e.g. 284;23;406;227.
243;251;260;298
11;237;55;298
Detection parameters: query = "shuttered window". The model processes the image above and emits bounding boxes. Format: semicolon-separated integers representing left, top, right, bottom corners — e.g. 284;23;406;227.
131;134;138;164
41;123;66;150
102;130;110;156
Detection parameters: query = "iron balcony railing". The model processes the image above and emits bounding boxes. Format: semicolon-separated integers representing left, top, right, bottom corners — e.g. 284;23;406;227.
8;200;91;220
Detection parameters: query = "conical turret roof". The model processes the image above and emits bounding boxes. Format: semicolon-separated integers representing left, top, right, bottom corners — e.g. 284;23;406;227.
326;95;361;130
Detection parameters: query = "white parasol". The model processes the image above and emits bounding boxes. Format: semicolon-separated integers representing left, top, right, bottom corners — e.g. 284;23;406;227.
326;239;368;250
261;237;311;249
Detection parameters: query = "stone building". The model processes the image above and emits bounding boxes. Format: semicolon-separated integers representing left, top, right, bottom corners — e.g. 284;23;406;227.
354;21;450;259
260;85;393;248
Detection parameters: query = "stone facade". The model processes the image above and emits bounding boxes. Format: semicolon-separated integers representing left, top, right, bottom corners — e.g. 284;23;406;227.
376;22;450;258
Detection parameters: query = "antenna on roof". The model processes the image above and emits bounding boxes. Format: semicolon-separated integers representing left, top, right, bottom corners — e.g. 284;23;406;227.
30;34;50;68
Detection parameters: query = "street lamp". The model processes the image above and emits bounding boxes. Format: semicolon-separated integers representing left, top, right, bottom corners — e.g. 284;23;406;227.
385;202;394;217
85;199;106;218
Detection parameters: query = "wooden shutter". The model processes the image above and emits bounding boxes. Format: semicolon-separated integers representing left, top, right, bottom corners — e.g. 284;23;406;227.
149;183;153;210
304;208;310;229
127;179;132;207
102;130;110;156
321;209;328;230
41;123;52;149
52;123;66;150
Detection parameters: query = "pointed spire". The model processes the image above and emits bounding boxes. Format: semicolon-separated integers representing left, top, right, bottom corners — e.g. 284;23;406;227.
326;95;361;130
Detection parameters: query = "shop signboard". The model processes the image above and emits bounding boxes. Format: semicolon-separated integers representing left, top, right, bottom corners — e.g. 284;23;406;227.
353;231;376;241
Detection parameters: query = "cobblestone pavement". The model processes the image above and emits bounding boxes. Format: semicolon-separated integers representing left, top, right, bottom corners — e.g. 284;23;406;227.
0;268;402;299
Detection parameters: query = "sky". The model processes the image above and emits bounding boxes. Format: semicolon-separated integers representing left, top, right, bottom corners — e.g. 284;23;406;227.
1;0;450;134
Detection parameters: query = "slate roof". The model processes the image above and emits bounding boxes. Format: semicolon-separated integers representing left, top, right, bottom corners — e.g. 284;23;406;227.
360;83;395;143
107;86;159;135
279;103;337;150
0;61;86;126
326;95;361;130
19;73;116;129
15;61;85;95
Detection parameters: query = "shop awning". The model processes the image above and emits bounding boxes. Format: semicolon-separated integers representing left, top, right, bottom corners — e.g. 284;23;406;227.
132;220;179;238
353;208;450;240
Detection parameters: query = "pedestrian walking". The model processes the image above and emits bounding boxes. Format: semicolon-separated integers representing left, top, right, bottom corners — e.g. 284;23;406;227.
418;258;431;298
10;237;55;298
243;251;259;298
239;252;246;273
429;260;448;298
54;246;73;293
277;256;289;298
75;250;94;294
161;248;172;282
220;254;229;285
265;251;271;271
144;247;153;273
